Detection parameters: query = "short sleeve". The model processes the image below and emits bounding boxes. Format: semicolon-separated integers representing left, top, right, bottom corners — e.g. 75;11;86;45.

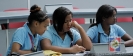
12;28;25;46
41;30;53;42
86;27;97;40
70;29;81;44
115;25;126;37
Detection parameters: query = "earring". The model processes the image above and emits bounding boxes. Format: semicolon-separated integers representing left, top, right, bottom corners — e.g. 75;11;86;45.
56;24;58;26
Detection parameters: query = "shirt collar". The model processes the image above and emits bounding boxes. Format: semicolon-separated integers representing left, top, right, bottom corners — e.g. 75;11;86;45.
97;23;113;34
23;22;36;37
48;25;58;35
97;23;104;33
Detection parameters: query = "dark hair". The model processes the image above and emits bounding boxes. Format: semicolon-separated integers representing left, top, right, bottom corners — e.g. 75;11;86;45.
89;4;117;28
28;4;48;25
52;7;73;41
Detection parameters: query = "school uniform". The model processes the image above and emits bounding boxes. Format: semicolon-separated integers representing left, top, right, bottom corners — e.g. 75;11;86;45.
86;23;126;43
6;22;41;55
41;25;81;48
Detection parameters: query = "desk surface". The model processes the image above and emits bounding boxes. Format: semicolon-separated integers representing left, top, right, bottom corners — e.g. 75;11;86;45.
125;47;133;53
21;47;133;56
63;47;133;56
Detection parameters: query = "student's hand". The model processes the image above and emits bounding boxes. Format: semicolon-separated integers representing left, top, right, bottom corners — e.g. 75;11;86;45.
71;21;82;29
31;47;37;52
70;44;86;53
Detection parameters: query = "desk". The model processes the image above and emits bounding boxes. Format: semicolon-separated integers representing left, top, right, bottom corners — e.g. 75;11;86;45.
66;46;133;56
125;47;133;53
21;47;133;56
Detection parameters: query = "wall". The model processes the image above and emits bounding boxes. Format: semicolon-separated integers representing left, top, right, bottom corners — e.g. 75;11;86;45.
31;0;133;9
0;0;133;11
0;0;28;11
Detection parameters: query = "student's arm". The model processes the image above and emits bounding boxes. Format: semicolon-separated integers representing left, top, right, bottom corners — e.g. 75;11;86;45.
76;26;92;50
72;21;92;51
41;38;85;54
10;29;32;55
86;26;97;41
116;25;133;47
11;42;32;55
121;34;133;47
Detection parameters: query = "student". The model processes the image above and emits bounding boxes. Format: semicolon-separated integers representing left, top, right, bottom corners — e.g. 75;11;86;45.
40;7;92;53
86;4;133;47
6;5;50;55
